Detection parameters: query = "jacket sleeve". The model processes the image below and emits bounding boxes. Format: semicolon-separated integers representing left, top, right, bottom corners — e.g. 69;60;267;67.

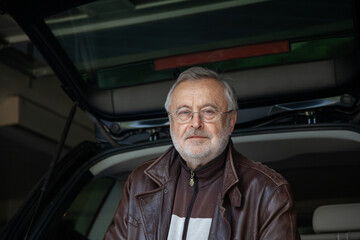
105;178;131;240
259;184;301;240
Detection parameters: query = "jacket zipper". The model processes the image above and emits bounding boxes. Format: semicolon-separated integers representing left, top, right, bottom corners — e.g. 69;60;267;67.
189;171;195;187
182;170;199;240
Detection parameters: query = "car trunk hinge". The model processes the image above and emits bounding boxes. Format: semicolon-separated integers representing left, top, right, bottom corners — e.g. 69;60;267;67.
305;110;317;124
87;112;121;147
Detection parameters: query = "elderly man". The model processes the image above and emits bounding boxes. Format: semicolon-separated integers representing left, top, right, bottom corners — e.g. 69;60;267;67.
106;67;300;240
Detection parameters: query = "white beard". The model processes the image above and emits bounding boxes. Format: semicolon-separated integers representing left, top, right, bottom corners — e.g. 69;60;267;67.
170;120;231;168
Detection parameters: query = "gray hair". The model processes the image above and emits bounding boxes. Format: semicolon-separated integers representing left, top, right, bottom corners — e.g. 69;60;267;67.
164;67;238;112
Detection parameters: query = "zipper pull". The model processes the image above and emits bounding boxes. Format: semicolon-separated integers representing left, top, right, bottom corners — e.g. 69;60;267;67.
189;171;195;187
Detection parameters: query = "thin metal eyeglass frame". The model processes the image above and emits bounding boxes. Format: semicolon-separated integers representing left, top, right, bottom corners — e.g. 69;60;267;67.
168;109;233;123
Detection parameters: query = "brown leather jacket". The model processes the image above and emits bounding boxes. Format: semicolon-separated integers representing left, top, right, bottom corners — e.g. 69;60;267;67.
106;142;300;240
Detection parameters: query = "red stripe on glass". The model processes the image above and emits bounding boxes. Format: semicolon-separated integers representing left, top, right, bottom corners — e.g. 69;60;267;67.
154;41;289;71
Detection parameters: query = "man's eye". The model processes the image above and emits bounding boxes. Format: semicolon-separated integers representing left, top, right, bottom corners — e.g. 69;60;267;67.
177;111;191;116
202;109;216;115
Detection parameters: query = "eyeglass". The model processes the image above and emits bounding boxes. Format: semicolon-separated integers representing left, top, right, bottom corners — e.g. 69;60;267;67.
168;107;233;123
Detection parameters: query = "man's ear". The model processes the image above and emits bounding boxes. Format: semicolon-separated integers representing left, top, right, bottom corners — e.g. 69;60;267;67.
229;111;237;133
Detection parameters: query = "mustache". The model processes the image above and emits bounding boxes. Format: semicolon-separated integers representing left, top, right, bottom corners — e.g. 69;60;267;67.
183;129;211;139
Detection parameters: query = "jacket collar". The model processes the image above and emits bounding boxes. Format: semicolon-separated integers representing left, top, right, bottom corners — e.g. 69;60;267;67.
144;140;242;207
223;141;242;207
144;145;181;186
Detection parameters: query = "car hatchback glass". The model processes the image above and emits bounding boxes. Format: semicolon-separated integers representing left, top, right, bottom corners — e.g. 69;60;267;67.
44;0;355;89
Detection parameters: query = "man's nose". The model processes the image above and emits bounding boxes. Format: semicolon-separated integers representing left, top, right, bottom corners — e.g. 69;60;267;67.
190;112;203;129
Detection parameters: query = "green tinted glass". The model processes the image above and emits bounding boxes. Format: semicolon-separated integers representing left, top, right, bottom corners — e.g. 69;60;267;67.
45;0;355;88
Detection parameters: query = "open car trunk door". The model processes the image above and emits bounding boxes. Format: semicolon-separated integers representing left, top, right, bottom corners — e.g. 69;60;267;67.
1;0;359;122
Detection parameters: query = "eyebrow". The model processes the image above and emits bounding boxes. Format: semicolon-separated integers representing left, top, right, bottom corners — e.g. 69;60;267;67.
175;104;219;112
175;105;191;111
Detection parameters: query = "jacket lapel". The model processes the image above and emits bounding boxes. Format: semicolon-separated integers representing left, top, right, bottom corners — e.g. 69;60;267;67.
223;143;242;208
209;142;242;240
136;146;180;240
209;195;232;240
135;189;164;240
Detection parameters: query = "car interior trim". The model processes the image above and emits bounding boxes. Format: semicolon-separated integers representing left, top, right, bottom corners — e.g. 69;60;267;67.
90;129;360;176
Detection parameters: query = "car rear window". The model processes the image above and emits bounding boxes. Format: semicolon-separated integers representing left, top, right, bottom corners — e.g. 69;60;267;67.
45;0;355;88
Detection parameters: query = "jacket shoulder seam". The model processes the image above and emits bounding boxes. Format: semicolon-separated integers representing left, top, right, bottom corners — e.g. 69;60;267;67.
239;160;287;186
